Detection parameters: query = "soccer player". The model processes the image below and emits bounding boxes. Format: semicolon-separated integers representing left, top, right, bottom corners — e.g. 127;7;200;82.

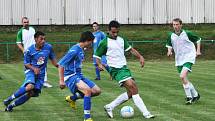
166;18;201;104
94;20;155;119
58;31;101;121
3;31;59;112
92;22;109;80
16;17;53;88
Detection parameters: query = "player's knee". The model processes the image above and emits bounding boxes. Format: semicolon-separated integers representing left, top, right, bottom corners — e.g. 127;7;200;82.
83;88;92;96
25;84;34;91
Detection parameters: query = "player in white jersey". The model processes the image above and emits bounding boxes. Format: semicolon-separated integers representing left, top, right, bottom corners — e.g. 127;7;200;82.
94;20;154;119
166;18;201;104
16;17;53;88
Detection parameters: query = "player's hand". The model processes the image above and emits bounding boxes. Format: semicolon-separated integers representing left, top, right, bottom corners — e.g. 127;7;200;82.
59;81;66;89
98;64;104;71
139;56;145;68
196;51;201;57
167;51;172;56
33;67;40;75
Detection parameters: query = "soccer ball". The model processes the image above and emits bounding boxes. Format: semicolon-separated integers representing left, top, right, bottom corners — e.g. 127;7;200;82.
120;106;134;118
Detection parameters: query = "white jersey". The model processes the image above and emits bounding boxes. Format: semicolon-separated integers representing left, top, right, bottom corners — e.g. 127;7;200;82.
166;30;201;66
94;36;131;68
16;26;36;51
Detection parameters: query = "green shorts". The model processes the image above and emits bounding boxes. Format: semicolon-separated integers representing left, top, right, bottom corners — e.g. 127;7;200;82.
109;65;132;86
177;62;193;73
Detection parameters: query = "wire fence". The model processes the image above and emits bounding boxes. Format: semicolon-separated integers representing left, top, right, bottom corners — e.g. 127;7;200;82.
0;40;214;63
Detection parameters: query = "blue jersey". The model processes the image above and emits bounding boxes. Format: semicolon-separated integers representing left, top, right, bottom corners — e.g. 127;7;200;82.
93;31;106;54
58;44;84;77
24;43;56;75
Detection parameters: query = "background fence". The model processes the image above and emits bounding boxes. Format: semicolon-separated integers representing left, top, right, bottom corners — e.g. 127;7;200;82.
0;0;215;25
0;40;214;63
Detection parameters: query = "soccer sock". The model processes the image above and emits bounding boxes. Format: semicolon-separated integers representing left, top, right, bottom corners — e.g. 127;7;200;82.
108;92;129;109
11;94;30;107
44;70;48;82
70;92;84;101
95;66;100;79
183;83;192;98
83;96;91;119
132;94;150;116
105;65;110;72
7;87;26;101
189;82;198;97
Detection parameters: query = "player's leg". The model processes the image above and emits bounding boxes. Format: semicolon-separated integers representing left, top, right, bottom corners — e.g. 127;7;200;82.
83;77;101;97
3;72;35;106
104;66;130;118
180;64;200;104
93;57;100;80
43;68;53;88
76;80;93;121
123;79;155;119
5;83;34;112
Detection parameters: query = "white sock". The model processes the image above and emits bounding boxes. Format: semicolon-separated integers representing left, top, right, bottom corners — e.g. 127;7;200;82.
132;94;150;116
108;92;129;109
44;70;47;82
189;82;198;97
183;83;192;98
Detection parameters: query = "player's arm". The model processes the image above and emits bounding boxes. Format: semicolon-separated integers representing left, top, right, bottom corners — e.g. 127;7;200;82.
49;45;59;68
166;32;173;56
58;65;66;89
24;50;40;75
25;64;40;75
196;41;201;56
16;30;24;53
129;48;145;68
93;38;107;71
186;30;201;56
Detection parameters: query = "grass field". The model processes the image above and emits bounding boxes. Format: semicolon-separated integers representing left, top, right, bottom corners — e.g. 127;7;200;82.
0;60;215;121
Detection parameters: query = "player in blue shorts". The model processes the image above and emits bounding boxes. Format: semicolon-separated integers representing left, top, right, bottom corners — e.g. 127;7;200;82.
3;31;59;112
92;22;109;80
58;31;101;121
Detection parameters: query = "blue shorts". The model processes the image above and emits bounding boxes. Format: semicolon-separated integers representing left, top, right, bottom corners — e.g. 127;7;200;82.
21;71;44;92
93;56;107;65
65;74;96;94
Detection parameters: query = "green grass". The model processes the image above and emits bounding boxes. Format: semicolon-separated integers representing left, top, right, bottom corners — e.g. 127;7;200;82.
0;24;215;42
0;60;215;121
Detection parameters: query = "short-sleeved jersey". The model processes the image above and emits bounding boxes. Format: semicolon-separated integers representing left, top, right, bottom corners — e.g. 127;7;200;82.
93;31;106;54
24;43;56;75
166;30;201;66
94;36;132;68
16;26;36;51
58;44;84;78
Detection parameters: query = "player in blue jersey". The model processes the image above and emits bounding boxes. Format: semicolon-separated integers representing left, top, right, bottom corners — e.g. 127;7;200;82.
3;31;59;112
92;22;109;80
58;31;101;121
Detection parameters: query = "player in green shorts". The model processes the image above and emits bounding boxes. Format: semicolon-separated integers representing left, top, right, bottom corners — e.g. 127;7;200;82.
94;20;155;119
166;18;201;104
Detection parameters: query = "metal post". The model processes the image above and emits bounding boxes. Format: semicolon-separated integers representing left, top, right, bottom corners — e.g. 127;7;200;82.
6;43;9;63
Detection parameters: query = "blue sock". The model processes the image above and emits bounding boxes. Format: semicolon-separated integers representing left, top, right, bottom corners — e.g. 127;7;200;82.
105;65;110;72
7;87;26;101
12;94;30;107
84;96;91;119
95;66;100;79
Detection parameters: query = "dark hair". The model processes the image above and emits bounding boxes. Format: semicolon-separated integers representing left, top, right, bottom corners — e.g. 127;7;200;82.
173;18;182;24
108;20;120;30
22;17;28;21
34;31;45;38
80;31;95;42
92;22;99;26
